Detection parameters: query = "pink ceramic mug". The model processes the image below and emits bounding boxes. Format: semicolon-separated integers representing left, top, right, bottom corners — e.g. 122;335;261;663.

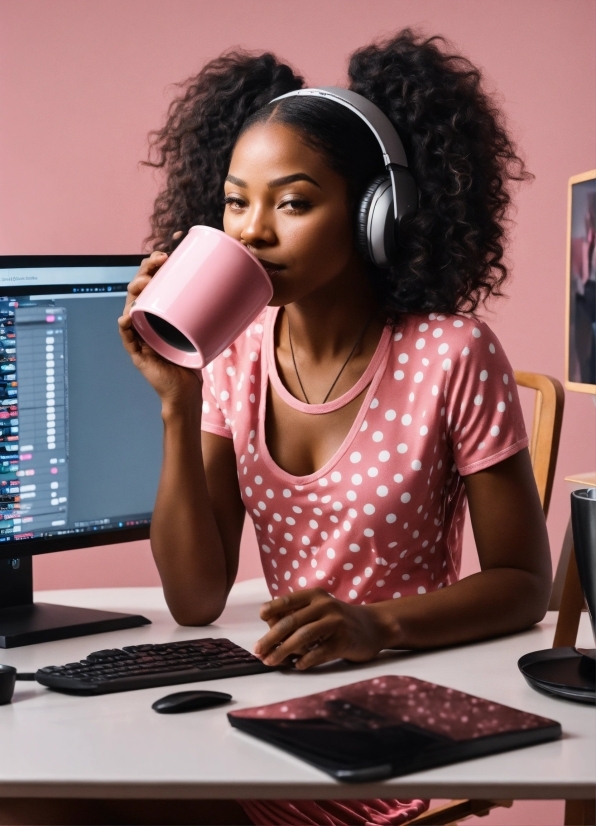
130;226;273;369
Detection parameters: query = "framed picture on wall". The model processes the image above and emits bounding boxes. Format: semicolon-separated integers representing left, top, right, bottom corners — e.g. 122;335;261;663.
566;169;596;394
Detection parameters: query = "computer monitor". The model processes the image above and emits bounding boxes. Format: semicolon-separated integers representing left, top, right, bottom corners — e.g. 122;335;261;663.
566;169;596;394
0;255;165;647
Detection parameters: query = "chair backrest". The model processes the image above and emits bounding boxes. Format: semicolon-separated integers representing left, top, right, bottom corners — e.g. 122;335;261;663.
514;371;565;519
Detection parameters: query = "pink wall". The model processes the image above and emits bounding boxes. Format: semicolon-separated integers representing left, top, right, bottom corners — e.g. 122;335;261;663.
1;4;593;823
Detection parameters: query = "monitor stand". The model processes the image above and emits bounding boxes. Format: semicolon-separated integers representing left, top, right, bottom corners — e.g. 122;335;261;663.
0;557;151;648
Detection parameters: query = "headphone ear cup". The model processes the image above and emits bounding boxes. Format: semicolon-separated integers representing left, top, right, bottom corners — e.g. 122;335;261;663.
355;174;396;268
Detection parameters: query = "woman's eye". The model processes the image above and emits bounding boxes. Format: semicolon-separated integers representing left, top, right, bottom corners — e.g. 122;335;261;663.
279;199;311;214
223;196;246;211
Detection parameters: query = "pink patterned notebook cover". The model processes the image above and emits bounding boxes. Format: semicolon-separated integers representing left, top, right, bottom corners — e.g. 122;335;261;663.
229;675;558;741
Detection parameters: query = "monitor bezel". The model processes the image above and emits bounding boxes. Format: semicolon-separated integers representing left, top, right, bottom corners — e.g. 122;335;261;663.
0;254;151;559
565;170;596;395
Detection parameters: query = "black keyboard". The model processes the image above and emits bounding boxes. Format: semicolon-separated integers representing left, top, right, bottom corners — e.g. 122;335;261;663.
35;637;276;695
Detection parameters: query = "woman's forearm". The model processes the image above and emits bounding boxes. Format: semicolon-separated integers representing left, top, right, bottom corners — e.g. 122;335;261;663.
370;566;551;651
151;398;228;626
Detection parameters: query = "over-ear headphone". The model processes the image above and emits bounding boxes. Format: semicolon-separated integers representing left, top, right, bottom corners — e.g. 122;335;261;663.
270;87;418;268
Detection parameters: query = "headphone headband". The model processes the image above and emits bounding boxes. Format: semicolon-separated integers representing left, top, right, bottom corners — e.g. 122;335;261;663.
270;87;409;220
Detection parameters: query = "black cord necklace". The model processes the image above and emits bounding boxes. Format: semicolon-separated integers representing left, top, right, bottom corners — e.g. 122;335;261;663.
287;313;373;405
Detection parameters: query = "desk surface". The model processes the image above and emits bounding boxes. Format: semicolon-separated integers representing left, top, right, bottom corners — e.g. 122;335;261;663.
0;581;593;801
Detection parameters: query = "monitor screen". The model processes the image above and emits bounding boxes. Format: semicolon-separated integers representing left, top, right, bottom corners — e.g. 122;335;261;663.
0;256;163;559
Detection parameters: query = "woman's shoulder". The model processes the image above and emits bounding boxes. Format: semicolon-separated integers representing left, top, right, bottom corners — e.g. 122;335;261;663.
391;312;506;363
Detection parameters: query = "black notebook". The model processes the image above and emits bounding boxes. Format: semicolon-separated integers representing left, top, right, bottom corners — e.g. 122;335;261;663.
228;675;561;783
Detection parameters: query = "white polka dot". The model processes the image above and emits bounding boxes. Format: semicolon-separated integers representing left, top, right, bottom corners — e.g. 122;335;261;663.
474;395;483;405
386;513;397;523
490;425;500;436
349;543;360;552
284;571;291;580
223;348;232;358
370;398;379;409
480;370;488;381
431;385;439;396
453;319;464;327
497;401;506;412
273;513;281;521
360;420;368;431
394;331;403;341
266;489;274;498
245;487;253;497
309;519;318;529
308;493;317;502
202;401;211;413
332;501;342;511
299;550;308;558
394;473;403;482
414;371;424;383
379;450;390;462
321;495;331;503
438;343;449;355
318;478;328;487
401;492;411;503
368;467;379;477
286;517;295;525
258;501;266;511
376;485;388;497
393;592;401;599
363;504;375;515
249;351;259;361
402;573;410;580
398;353;408;364
220;390;229;401
419;323;429;332
472;328;481;338
326;548;335;559
298;577;306;587
364;527;374;537
394;370;404;380
415;338;426;350
401;414;412;425
346;490;357;501
248;444;255;454
343;563;354;572
292;506;302;513
331;471;342;482
422;358;429;366
255;476;263;484
397;443;408;454
376;580;385;587
503;373;509;385
320;531;328;540
411;460;422;470
249;393;256;404
315;570;325;580
433;328;443;338
418;586;427;594
442;359;452;371
489;343;496;354
385;409;397;422
372;431;384;442
283;489;291;497
284;533;293;541
420;425;428;435
409;392;415;402
349;589;358;599
462;346;470;356
350;452;361;464
348;508;357;518
478;441;485;449
352;576;361;585
302;536;310;545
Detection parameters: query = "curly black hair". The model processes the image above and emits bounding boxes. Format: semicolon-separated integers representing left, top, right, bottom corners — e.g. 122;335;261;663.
144;29;532;318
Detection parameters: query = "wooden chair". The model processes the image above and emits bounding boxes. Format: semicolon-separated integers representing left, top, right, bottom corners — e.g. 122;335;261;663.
409;371;565;826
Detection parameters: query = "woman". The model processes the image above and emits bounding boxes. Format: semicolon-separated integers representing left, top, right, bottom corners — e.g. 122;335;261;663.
118;28;552;826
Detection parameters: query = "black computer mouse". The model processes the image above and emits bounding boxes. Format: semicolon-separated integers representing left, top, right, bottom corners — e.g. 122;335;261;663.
151;689;232;714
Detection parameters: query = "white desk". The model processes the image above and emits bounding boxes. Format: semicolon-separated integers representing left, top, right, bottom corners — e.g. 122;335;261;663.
0;580;593;802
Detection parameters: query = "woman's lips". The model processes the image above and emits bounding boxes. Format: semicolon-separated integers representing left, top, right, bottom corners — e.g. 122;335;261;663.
258;259;286;277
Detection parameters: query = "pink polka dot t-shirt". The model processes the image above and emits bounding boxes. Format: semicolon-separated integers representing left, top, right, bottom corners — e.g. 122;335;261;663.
202;308;528;603
201;307;528;826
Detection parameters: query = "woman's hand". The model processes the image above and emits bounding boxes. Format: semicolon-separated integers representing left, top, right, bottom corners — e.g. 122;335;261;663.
118;250;201;407
254;588;391;670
